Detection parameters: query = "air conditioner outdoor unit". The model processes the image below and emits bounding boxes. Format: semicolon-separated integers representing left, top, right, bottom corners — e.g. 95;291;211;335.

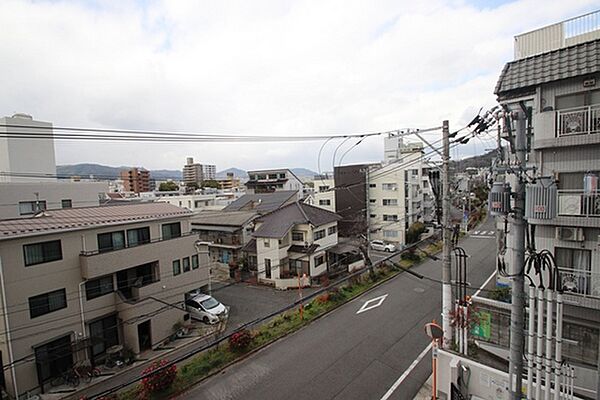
556;227;585;242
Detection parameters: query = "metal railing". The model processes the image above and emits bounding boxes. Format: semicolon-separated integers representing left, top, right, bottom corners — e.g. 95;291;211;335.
515;10;600;59
556;104;600;136
558;267;600;299
557;190;600;217
80;231;195;256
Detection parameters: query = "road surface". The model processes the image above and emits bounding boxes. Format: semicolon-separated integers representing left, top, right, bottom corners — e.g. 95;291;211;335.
184;217;497;400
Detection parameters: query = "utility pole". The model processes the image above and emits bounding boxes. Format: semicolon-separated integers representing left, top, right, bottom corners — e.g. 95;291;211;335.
508;110;527;399
442;120;452;348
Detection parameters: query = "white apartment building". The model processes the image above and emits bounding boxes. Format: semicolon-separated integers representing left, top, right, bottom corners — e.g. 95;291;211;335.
202;164;216;181
245;169;303;200
368;163;407;245
312;176;336;212
0;203;209;397
0;113;57;183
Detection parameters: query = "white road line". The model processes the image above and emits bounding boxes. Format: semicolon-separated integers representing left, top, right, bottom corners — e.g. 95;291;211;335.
473;270;496;298
356;294;388;314
472;230;480;235
380;343;432;400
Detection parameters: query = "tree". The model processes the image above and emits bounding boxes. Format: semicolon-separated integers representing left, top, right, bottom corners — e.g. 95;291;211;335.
202;180;220;189
406;221;426;244
158;181;179;191
185;181;200;192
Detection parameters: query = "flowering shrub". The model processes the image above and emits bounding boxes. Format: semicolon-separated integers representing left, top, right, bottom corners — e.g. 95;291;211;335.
141;359;177;394
228;329;253;352
316;293;330;304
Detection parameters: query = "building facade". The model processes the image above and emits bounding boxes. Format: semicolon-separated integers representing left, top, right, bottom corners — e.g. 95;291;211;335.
312;176;336;212
119;167;150;194
245;169;303;200
368;163;407;245
0;203;209;396
0;113;57;183
183;157;204;185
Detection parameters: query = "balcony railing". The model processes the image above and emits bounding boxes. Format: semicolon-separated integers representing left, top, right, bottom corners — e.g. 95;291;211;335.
557;190;600;217
80;231;194;256
558;267;600;299
556;105;600;137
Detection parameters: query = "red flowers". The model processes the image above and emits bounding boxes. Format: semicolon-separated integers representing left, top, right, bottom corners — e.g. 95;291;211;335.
228;329;253;352
141;359;177;394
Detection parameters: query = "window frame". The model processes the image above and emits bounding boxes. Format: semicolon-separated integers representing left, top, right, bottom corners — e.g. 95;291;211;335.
182;257;191;272
85;275;114;300
29;289;67;319
97;231;126;253
328;226;337;235
23;240;63;267
162;222;182;240
61;199;72;209
192;254;199;269
173;259;181;276
314;229;326;240
291;231;304;241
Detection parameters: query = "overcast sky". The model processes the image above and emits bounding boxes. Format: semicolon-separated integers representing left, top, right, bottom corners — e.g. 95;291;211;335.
1;0;597;172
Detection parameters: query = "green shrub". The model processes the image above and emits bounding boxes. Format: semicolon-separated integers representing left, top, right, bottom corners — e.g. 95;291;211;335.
228;329;253;353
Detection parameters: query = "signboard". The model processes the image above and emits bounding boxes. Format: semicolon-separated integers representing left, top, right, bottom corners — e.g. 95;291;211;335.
471;311;491;340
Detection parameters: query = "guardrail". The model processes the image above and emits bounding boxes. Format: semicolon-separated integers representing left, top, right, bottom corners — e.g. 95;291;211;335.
557;190;600;217
558;267;600;299
556;105;600;137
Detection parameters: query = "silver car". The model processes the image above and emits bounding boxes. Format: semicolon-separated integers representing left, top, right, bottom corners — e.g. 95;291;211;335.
185;294;229;324
370;240;396;252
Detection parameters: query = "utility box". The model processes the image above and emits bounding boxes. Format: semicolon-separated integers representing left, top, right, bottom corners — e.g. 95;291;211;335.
525;178;557;220
488;182;511;216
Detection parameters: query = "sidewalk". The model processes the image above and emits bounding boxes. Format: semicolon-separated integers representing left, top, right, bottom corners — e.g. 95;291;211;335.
413;374;433;400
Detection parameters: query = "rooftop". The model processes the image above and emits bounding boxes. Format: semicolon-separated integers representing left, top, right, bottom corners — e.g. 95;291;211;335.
253;202;341;239
222;191;298;214
190;210;258;227
0;203;191;240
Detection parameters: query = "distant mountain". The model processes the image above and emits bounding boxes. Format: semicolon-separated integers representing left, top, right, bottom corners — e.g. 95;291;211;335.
56;164;182;180
216;168;247;179
291;168;318;179
452;150;496;172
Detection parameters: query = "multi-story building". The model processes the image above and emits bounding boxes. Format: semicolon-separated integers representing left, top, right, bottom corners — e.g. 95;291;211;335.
491;11;600;395
245;169;303;200
246;202;340;289
182;157;204;185
368;162;407;245
0;181;109;219
0;113;57;183
312;174;336;212
216;173;241;190
202;164;216;181
333;164;376;237
119;167;150;194
0;203;209;396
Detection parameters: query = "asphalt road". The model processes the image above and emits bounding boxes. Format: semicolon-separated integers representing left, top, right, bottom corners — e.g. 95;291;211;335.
184;217;497;400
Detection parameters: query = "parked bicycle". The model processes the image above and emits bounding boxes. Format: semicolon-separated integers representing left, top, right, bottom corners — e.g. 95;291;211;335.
49;369;79;388
73;360;102;383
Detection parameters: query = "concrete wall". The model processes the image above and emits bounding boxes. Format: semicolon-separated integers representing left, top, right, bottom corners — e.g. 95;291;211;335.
0;181;109;219
0;216;207;396
0;115;56;183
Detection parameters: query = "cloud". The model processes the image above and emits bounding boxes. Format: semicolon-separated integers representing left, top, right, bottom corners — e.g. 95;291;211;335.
1;0;597;171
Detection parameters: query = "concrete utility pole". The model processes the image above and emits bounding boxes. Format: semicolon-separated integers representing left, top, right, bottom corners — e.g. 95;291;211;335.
442;120;453;348
508;110;527;399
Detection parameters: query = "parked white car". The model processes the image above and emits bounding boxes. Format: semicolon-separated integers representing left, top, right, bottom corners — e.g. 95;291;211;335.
370;240;397;252
185;294;229;324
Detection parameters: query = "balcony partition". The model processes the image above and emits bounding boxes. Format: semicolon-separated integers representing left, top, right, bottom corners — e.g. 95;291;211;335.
556;105;600;137
557;190;600;217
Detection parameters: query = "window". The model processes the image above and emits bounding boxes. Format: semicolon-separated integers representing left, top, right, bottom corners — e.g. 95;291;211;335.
383;230;399;238
85;276;114;300
314;229;326;240
315;255;325;266
279;173;286;179
61;199;72;208
265;259;271;279
97;231;125;253
292;231;304;241
369;184;376;188
183;257;191;272
328;226;337;235
127;227;150;247
382;183;397;191
29;289;67;318
192;254;199;269
423;181;429;188
173;259;181;276
89;314;119;361
318;185;329;192
370;214;376;218
383;199;398;206
162;222;181;240
411;169;419;176
263;239;270;248
268;174;278;179
369;199;376;204
383;214;398;221
319;199;331;206
23;240;62;266
19;200;47;215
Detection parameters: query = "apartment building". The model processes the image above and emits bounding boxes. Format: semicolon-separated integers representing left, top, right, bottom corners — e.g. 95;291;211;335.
0;203;209;396
202;164;216;181
183;157;204;185
246;202;341;289
245;169;303;200
368;163;407;245
0;113;57;183
0;181;109;219
333;164;376;237
492;11;600;395
312;175;336;212
119;167;150;194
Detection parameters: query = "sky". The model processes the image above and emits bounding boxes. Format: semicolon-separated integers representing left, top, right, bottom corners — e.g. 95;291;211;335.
1;0;598;173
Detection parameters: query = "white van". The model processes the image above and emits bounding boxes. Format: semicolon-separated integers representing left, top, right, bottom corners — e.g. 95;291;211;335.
185;294;229;324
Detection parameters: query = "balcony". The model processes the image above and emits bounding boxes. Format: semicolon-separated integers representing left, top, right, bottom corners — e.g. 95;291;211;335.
557;105;600;137
557;190;600;217
558;267;600;299
80;233;198;279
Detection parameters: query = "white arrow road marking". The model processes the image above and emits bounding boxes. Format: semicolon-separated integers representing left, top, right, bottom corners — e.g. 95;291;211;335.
356;294;388;314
